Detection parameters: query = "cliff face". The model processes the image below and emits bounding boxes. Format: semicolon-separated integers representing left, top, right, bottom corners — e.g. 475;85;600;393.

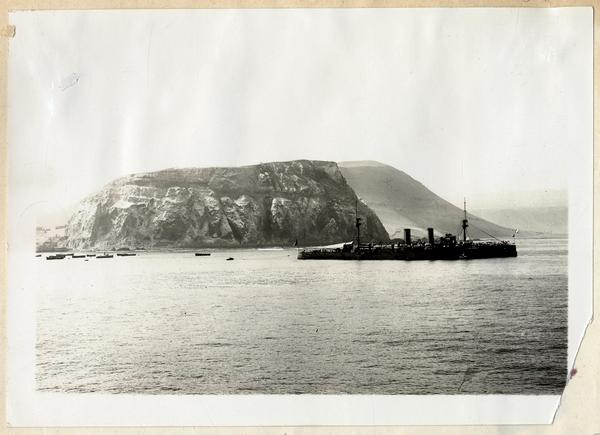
66;160;389;250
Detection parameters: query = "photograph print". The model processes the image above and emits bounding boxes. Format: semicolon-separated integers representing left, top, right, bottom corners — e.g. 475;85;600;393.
7;6;591;405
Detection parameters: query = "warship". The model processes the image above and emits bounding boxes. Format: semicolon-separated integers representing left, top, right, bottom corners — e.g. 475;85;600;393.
297;199;517;261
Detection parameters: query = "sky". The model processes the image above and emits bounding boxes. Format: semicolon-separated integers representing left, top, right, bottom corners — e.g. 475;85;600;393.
8;8;592;222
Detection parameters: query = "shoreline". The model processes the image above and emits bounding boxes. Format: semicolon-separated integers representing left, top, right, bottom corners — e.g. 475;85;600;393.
35;235;568;255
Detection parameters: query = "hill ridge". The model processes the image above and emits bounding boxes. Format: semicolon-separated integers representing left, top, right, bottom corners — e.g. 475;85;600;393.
339;161;516;239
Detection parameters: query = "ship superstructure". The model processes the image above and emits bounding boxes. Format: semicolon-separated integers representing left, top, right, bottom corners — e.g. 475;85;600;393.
297;199;517;261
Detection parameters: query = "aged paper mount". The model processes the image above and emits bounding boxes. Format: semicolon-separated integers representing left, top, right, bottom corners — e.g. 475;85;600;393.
1;2;598;434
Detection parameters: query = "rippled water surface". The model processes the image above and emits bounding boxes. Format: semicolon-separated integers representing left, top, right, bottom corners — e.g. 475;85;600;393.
36;238;567;394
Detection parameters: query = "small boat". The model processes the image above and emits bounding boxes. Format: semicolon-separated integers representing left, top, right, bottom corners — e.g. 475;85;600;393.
72;254;86;258
46;254;65;260
97;253;113;259
195;252;211;256
226;257;234;261
117;252;136;257
35;254;41;257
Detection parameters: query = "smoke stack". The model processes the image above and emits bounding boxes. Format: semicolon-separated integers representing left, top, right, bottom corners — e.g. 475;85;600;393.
404;228;412;245
428;228;435;245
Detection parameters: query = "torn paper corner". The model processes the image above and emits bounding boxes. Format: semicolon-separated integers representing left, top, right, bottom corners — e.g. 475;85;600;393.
551;312;597;425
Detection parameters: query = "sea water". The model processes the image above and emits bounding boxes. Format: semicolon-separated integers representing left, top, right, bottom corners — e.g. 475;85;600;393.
36;238;567;394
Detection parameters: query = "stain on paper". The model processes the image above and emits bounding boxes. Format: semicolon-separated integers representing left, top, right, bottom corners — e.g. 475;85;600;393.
1;25;16;38
59;73;80;91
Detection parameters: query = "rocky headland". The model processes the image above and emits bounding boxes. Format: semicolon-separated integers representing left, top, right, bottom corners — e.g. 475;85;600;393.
64;160;389;250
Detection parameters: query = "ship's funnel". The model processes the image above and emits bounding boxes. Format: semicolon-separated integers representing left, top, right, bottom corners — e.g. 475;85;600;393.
428;228;435;245
404;228;412;245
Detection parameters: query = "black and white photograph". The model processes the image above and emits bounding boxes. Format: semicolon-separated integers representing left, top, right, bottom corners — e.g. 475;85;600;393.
6;6;594;427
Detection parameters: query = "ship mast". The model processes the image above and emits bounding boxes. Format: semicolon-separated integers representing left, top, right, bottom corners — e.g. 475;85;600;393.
355;198;362;250
462;197;469;242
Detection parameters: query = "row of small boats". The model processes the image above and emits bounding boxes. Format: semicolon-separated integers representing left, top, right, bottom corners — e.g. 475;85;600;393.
43;252;137;260
41;251;234;261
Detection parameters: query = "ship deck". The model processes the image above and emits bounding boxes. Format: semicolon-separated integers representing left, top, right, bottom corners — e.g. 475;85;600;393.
297;241;517;261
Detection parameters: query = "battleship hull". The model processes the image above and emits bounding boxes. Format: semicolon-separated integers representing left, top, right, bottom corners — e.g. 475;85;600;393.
462;243;517;259
297;242;517;261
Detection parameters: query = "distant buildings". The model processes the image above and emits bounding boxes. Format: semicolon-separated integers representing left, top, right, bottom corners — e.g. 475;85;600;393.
36;225;68;252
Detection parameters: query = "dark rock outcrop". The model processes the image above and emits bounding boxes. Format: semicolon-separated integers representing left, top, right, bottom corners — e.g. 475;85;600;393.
65;160;389;250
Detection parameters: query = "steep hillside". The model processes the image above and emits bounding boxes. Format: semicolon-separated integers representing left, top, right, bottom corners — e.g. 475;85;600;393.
339;161;516;239
472;207;567;236
65;160;389;250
